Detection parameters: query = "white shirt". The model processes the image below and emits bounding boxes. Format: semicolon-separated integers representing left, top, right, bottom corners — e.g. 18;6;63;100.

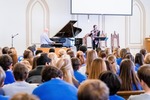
2;81;37;97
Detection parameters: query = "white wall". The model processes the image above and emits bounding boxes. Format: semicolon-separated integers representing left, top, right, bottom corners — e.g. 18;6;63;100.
0;0;149;55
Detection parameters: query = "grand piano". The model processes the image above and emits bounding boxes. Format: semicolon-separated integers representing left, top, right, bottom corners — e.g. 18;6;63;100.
50;20;82;47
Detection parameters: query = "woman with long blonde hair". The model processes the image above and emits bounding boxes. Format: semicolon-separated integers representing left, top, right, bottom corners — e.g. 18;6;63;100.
88;58;107;79
48;52;58;66
86;50;98;75
56;57;79;87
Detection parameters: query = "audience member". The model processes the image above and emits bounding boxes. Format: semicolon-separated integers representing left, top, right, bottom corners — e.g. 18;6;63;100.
56;57;79;87
134;53;144;71
107;55;119;74
26;53;51;83
117;48;127;65
67;50;75;58
22;49;34;66
124;52;135;62
88;58;107;79
11;93;39;100
105;60;113;72
20;60;32;71
8;47;18;67
99;71;125;100
78;79;109;100
71;57;87;83
58;49;67;58
49;48;55;53
79;45;87;58
2;63;37;97
140;49;147;57
128;64;150;100
48;53;58;66
112;47;120;58
33;66;77;100
35;50;43;56
32;56;39;70
144;53;150;64
86;50;98;75
0;67;9;100
27;44;36;56
0;47;2;56
2;47;10;54
0;54;15;84
119;59;142;91
76;51;86;75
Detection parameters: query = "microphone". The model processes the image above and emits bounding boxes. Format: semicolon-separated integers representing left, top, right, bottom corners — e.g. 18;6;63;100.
12;33;19;38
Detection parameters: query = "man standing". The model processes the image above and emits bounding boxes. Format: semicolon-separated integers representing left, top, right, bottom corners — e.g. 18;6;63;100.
40;28;54;47
89;25;100;49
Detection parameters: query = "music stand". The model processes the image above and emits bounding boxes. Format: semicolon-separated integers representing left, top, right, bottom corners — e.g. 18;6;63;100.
95;37;107;48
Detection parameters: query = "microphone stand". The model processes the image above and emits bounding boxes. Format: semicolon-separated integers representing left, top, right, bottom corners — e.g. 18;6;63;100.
11;33;18;47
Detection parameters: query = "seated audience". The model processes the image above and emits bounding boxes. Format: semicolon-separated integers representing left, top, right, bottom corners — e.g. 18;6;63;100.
78;79;109;100
2;63;37;97
33;66;77;100
0;54;15;84
27;53;51;83
119;59;142;91
10;93;39;100
128;64;150;100
71;57;87;83
0;67;9;100
99;71;125;100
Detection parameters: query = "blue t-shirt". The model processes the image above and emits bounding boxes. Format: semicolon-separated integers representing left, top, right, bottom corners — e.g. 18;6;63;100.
4;70;15;85
74;70;87;83
33;79;77;100
135;63;140;71
0;95;9;100
109;95;125;100
117;58;122;66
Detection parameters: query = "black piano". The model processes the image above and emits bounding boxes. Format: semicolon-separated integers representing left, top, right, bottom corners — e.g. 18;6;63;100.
50;20;82;47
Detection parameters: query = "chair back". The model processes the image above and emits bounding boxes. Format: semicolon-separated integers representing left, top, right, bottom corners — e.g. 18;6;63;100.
111;31;120;52
117;90;145;100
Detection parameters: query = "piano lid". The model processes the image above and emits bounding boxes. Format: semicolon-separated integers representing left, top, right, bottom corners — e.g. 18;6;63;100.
53;20;82;37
